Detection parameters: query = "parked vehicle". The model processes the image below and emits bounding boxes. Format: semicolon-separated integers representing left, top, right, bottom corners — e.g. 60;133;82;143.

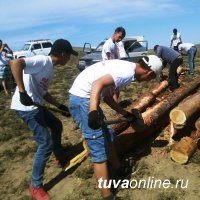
77;36;148;71
13;39;53;59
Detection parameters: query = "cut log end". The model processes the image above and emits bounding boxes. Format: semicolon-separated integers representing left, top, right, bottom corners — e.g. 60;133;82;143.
195;118;200;131
170;109;186;125
170;150;189;164
170;137;197;164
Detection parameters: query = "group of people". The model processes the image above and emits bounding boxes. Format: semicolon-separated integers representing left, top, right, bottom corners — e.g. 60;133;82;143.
7;27;197;200
0;40;14;95
170;28;197;76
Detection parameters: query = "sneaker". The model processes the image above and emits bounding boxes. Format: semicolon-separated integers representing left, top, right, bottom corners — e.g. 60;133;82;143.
29;185;50;200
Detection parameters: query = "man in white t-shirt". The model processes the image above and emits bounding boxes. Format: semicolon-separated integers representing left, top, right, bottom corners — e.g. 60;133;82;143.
116;40;128;60
69;58;162;200
10;39;78;200
102;27;126;60
178;42;197;75
170;28;182;51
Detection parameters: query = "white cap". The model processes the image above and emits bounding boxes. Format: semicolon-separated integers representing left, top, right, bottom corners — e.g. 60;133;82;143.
142;55;163;81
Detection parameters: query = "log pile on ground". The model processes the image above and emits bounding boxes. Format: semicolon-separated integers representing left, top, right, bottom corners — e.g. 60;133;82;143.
113;77;200;164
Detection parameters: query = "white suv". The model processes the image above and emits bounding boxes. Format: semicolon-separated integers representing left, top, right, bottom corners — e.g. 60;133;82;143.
13;39;53;59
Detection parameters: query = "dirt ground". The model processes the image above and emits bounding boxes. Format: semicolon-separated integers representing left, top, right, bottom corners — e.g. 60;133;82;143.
0;50;200;200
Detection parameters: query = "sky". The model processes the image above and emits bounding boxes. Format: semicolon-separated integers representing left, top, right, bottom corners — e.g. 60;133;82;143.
0;0;200;51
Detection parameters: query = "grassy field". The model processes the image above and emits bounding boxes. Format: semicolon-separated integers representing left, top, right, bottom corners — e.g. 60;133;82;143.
0;47;200;200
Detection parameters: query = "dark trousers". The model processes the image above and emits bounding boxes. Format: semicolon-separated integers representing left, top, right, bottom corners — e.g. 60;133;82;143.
168;57;183;90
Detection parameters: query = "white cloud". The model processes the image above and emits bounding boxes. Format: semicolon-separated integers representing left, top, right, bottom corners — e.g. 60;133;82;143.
0;0;184;31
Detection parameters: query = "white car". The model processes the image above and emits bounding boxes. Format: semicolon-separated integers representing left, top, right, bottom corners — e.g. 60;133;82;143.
13;39;53;59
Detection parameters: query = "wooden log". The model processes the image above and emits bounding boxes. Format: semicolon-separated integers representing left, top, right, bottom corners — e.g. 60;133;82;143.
170;137;197;164
195;117;200;131
169;91;200;126
190;130;200;141
115;78;200;155
112;80;169;133
113;70;184;134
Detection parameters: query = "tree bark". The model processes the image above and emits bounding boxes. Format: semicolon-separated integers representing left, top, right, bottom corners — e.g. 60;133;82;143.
112;80;169;133
169;90;200;126
112;70;184;134
170;137;197;164
115;78;200;155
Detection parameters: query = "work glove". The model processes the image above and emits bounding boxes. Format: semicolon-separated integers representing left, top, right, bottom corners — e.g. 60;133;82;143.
19;91;34;106
123;111;136;122
57;104;71;117
88;110;102;130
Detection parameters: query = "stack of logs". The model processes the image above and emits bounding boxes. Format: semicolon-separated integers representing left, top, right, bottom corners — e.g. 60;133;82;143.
113;76;200;164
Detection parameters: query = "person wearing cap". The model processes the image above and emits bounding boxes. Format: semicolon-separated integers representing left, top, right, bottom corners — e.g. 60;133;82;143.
10;39;78;200
177;42;197;75
170;28;182;51
69;57;161;200
154;45;183;91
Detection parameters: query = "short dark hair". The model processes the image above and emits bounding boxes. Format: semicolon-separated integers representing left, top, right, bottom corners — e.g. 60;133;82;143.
114;26;126;38
154;45;159;52
49;39;78;56
173;28;177;33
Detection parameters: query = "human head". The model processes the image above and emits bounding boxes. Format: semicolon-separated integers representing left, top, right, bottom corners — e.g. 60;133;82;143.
113;26;126;42
173;28;177;35
50;39;78;56
0;40;2;48
136;56;162;82
49;39;78;65
153;45;159;53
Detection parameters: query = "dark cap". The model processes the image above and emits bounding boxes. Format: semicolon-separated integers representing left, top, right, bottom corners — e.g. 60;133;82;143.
49;39;78;56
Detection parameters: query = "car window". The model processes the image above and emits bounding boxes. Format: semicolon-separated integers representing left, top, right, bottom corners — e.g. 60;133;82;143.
42;42;52;48
95;42;105;51
22;44;31;51
32;44;41;50
125;41;146;52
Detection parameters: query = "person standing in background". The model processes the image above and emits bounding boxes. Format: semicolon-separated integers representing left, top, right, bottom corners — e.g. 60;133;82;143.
0;40;13;95
116;40;128;60
154;45;183;91
102;26;126;60
178;42;197;76
170;28;182;51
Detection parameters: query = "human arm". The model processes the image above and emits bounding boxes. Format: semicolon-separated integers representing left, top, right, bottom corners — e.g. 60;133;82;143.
103;91;127;116
10;58;26;92
43;92;70;117
10;58;34;105
4;43;13;54
106;52;112;60
0;43;5;53
88;75;132;129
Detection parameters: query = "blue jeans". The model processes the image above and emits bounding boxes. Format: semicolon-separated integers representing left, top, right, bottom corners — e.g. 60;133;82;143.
69;95;115;163
15;107;63;188
188;46;197;75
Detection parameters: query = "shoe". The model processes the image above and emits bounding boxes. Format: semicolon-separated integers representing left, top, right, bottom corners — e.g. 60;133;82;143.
29;184;50;200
